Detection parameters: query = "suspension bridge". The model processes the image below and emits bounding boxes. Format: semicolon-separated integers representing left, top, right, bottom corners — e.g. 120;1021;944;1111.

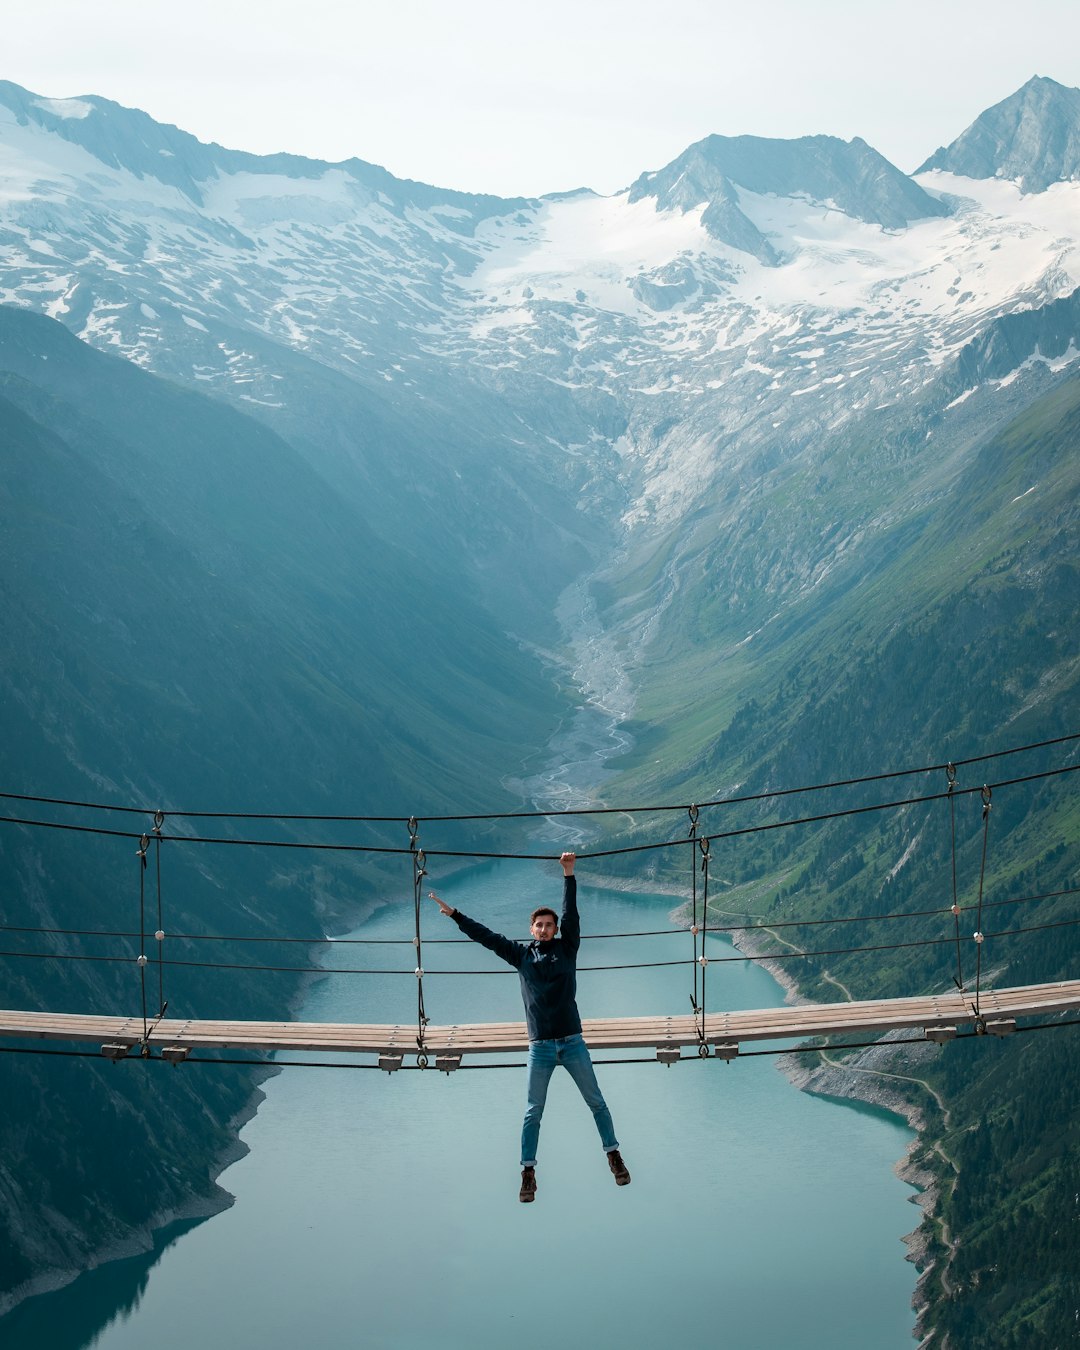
1;734;1078;1072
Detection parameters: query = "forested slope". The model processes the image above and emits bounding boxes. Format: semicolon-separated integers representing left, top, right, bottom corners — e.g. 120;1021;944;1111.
601;373;1080;1347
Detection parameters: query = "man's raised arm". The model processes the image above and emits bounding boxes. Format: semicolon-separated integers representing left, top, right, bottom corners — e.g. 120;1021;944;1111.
559;851;580;953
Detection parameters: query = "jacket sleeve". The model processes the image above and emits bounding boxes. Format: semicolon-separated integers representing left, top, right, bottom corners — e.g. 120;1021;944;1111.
560;875;580;955
452;910;526;969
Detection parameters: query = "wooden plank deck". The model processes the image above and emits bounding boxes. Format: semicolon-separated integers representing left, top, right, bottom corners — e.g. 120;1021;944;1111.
1;979;1077;1060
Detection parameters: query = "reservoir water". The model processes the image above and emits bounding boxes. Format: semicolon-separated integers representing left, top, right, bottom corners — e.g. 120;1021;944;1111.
4;859;920;1349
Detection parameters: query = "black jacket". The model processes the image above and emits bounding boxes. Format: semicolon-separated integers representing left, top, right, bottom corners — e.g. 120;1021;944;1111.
452;875;581;1041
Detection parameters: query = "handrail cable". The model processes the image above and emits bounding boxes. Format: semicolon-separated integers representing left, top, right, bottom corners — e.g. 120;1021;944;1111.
0;730;1075;824
1;884;1074;949
2;912;1075;977
0;763;1077;859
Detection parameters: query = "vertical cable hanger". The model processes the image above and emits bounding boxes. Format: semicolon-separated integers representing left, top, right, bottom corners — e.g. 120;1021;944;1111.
136;833;151;1047
152;810;168;1021
135;812;170;1056
407;817;429;1067
946;763;965;992
687;805;701;1030
695;835;712;1054
971;786;992;1032
687;806;714;1053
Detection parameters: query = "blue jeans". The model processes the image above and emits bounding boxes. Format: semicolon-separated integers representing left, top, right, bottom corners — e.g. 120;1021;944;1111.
521;1033;619;1166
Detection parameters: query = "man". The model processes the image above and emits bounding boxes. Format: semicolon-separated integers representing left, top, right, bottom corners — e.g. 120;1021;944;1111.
430;851;630;1203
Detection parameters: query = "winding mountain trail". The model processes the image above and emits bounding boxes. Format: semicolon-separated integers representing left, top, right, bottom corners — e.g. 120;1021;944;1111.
816;1049;961;1295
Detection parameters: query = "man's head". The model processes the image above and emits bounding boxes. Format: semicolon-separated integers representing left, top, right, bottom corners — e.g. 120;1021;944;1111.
530;906;558;941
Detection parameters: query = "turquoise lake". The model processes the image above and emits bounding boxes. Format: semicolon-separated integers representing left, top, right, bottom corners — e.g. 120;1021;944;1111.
3;859;920;1348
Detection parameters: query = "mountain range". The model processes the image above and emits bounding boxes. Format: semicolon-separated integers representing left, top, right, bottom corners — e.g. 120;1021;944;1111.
0;73;1078;1346
2;74;1078;623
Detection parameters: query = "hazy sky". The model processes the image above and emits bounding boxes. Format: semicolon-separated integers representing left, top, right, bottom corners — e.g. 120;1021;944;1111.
7;1;1080;198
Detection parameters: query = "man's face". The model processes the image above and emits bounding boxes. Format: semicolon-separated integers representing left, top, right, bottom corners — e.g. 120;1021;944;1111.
531;913;557;942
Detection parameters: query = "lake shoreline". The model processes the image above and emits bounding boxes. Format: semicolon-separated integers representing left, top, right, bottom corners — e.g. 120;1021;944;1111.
592;874;937;1331
0;1086;262;1320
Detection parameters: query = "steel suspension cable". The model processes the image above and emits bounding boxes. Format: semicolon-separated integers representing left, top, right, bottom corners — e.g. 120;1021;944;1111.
4;885;1074;949
0;730;1076;824
5;912;1075;977
0;762;1078;861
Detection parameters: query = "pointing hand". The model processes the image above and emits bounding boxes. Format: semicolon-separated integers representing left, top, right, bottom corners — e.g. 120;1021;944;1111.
429;891;456;917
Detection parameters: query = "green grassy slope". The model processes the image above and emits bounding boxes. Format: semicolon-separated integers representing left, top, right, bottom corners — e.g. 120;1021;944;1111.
598;373;1080;1346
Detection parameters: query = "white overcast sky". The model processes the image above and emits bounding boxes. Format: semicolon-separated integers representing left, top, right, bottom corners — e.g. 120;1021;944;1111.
7;1;1080;198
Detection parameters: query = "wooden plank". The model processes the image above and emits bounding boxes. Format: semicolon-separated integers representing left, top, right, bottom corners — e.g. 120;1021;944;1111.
0;979;1077;1057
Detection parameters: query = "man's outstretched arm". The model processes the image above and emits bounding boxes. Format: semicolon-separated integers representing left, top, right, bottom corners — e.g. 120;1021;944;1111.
429;890;525;969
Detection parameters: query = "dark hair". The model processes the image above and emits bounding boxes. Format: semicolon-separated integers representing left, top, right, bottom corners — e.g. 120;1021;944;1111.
530;906;558;928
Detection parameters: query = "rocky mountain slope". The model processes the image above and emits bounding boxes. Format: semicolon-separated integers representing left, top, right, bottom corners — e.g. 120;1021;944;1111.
919;74;1080;192
0;301;579;1311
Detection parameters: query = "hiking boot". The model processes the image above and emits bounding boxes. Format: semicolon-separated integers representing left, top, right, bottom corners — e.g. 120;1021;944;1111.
519;1166;537;1203
607;1149;631;1186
